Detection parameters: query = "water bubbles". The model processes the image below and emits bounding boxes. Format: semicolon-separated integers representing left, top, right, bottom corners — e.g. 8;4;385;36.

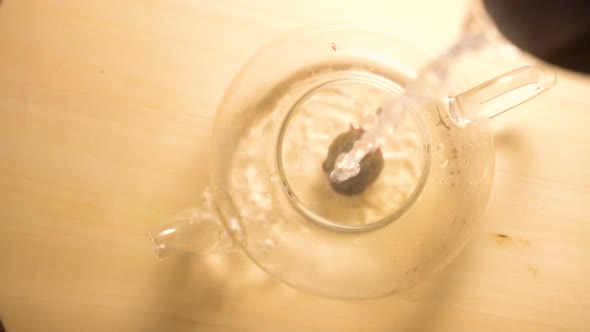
250;191;272;211
330;153;361;182
331;100;407;182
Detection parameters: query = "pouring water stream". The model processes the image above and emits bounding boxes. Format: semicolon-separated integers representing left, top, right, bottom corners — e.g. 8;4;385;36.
330;5;500;182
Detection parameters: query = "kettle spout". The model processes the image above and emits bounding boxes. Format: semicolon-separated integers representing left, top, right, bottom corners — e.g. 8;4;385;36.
147;189;233;259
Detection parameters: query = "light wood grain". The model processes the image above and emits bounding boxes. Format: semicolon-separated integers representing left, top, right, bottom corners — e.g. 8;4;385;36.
1;0;589;331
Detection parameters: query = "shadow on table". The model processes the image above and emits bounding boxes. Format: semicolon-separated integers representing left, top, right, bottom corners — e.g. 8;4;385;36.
141;125;532;332
493;124;534;174
142;244;485;332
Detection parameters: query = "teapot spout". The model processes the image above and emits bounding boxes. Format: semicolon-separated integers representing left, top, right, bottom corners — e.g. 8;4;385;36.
147;190;234;259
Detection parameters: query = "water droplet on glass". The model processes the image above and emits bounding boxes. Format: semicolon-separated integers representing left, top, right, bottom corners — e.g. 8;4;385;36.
440;159;449;168
451;148;458;154
229;218;241;232
354;238;361;246
436;142;445;153
246;167;256;177
264;238;275;248
201;186;213;207
270;173;280;183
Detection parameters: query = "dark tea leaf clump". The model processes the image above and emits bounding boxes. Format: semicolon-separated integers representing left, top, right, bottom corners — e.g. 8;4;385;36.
322;126;384;195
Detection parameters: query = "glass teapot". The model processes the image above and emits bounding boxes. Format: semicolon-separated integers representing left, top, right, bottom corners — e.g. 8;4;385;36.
148;24;555;299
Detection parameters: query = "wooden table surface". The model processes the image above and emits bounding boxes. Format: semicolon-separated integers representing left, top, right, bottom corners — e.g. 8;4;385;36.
1;0;590;331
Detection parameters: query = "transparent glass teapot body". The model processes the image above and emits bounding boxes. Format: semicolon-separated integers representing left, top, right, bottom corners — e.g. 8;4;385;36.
149;25;555;299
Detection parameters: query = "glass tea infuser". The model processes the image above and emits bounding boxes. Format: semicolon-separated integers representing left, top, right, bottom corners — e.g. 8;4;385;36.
148;3;556;299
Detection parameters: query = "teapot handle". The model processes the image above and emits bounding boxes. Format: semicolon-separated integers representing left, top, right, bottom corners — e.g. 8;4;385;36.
448;65;556;127
147;188;234;259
